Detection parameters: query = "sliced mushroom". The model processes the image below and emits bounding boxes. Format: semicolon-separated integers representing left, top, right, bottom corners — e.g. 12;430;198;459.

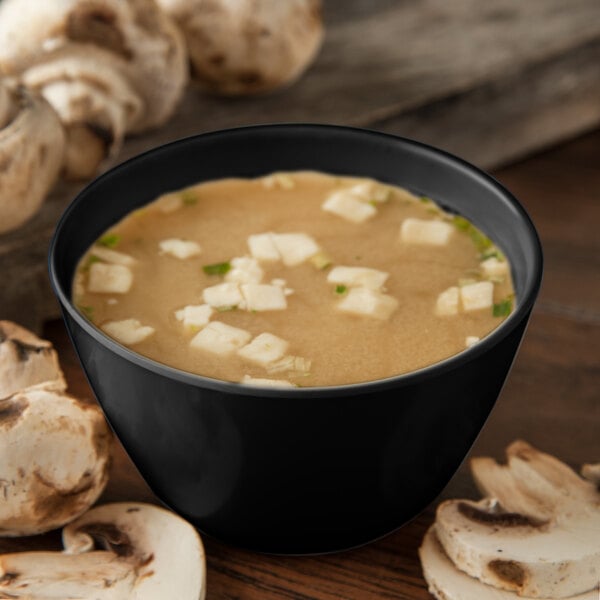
0;386;111;536
0;502;206;599
22;46;142;180
435;441;600;598
0;0;188;177
419;526;597;600
0;79;65;233
0;320;65;399
156;0;324;95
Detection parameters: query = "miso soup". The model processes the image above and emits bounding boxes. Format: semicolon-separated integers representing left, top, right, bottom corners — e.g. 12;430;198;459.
73;172;515;387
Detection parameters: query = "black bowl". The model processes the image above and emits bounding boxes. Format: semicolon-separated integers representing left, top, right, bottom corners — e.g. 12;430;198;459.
49;124;542;554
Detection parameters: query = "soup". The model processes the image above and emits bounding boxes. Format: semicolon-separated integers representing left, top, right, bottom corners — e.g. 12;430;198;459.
72;172;514;387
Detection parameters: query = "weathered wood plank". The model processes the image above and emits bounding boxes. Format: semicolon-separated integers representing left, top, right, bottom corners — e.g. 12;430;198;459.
1;0;599;331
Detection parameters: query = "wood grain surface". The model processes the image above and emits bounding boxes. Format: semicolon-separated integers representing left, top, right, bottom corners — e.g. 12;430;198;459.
1;129;598;599
1;0;600;331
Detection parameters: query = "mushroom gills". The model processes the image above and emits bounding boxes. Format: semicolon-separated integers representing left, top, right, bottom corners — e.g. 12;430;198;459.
0;502;206;599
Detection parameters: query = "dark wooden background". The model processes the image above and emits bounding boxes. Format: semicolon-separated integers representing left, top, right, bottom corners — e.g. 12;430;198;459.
0;0;599;597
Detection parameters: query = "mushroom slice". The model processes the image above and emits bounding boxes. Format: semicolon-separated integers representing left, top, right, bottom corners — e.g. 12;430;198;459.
582;463;600;487
435;441;600;598
22;46;142;180
0;80;65;233
419;526;597;600
0;387;111;537
156;0;324;95
0;320;65;399
0;503;206;599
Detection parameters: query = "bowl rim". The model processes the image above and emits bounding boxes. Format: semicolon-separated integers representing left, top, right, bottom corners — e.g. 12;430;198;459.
49;123;543;398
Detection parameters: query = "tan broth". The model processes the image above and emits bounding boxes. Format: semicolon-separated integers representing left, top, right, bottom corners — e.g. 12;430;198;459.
73;172;515;387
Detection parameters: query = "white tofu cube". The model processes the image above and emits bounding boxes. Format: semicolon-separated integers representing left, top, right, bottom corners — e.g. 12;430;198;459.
175;304;213;329
465;336;481;348
337;287;398;320
237;332;289;367
159;238;202;259
88;263;133;294
225;257;264;284
350;181;390;203
480;257;509;278
327;266;389;291
271;233;321;266
240;375;296;388
267;355;312;374
90;246;136;266
202;282;244;309
102;319;155;345
247;233;280;262
190;321;251;355
322;190;377;223
460;281;494;311
240;284;287;311
155;193;183;213
435;286;460;316
400;218;453;246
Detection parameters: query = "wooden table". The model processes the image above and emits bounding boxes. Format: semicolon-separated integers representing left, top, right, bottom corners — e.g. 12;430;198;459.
2;129;597;599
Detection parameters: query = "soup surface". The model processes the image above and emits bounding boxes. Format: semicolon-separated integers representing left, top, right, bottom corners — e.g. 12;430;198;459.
73;172;514;387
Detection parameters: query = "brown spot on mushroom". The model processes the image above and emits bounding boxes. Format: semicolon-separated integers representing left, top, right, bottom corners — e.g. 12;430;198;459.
126;507;141;513
236;70;263;86
0;154;13;172
0;571;19;585
66;6;132;59
78;522;134;557
488;559;527;588
0;397;28;429
209;54;225;66
10;339;50;362
457;501;546;528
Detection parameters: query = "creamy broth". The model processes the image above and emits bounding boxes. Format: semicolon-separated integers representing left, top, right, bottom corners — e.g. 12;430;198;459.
73;172;514;387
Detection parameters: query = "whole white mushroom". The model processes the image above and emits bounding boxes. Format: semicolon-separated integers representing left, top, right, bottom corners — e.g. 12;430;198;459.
156;0;324;95
0;80;64;234
0;321;111;537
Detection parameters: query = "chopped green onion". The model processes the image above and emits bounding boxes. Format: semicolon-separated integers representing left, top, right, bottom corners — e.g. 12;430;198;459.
335;285;348;295
310;251;332;270
451;215;471;231
98;233;120;248
480;249;505;261
493;298;513;317
458;278;478;287
451;215;493;252
216;305;237;312
420;195;433;204
181;190;198;205
469;228;493;253
203;261;231;275
83;254;101;270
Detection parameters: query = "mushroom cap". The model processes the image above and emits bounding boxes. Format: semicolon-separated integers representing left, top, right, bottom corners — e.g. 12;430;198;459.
157;0;323;95
419;526;597;600
0;81;65;234
0;503;206;599
435;442;600;598
0;320;66;399
0;387;111;537
0;0;188;132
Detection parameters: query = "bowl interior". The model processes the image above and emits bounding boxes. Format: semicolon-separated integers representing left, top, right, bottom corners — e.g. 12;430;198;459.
50;124;542;392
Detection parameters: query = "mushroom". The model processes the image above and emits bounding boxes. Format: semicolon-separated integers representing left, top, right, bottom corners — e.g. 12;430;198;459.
0;0;188;178
156;0;324;95
419;526;597;600
0;79;64;233
0;386;111;536
434;441;600;598
0;320;65;399
0;321;111;537
0;502;206;599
